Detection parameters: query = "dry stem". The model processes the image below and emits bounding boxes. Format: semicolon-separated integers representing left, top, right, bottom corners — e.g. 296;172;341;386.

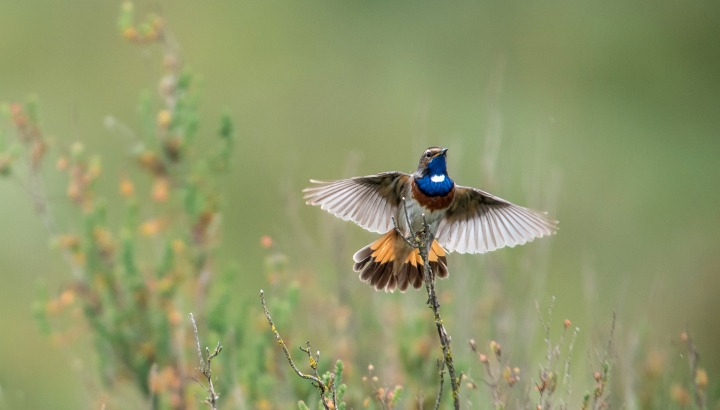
190;313;223;409
259;290;334;410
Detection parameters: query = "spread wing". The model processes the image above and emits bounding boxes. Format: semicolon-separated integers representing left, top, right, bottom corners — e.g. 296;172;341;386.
303;172;411;233
436;186;557;254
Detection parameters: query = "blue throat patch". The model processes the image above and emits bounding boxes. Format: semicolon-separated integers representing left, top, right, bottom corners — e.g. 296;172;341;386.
416;156;454;197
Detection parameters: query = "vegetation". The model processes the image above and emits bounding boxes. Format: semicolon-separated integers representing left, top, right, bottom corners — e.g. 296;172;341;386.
0;3;717;410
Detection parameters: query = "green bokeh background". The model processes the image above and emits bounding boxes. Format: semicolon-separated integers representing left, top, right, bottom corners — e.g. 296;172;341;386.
1;1;719;408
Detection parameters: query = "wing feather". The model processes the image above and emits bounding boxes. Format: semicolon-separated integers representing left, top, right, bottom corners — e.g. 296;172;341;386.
437;186;557;254
304;172;411;233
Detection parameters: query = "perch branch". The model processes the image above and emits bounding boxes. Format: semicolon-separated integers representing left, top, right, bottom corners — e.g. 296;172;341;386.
398;198;461;410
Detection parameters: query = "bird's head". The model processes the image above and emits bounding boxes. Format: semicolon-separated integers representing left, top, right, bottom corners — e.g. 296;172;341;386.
416;147;449;176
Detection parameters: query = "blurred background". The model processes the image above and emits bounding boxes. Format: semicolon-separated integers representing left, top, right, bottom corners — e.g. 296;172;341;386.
1;1;719;409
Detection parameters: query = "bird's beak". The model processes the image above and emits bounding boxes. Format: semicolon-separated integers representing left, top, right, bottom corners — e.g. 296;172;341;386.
432;148;448;159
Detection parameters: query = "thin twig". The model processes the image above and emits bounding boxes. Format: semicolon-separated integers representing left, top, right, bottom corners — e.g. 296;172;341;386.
190;313;223;409
434;358;446;410
562;327;579;402
391;216;415;248
367;368;389;410
260;290;332;410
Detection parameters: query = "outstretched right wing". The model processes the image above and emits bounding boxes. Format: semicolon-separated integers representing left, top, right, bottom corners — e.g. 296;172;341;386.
303;172;411;233
436;186;557;254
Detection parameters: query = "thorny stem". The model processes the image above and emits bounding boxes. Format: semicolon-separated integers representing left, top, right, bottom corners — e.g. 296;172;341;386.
398;198;461;410
190;313;223;410
260;290;333;410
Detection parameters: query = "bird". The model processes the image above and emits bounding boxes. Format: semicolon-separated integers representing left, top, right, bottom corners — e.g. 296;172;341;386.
303;147;557;292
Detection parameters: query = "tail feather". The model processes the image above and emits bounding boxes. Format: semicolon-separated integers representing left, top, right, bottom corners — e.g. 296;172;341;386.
352;230;449;292
397;263;410;292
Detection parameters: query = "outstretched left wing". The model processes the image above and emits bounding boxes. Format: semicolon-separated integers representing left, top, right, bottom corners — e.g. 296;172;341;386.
303;172;411;233
436;186;557;254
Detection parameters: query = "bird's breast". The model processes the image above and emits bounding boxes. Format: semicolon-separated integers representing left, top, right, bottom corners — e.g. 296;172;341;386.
411;180;455;212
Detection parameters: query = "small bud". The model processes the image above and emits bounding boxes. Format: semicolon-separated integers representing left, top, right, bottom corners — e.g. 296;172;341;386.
368;364;374;372
123;27;138;40
363;397;370;407
564;319;571;329
157;109;172;128
120;176;135;197
372;376;378;382
168;310;181;325
594;372;601;381
172;239;185;254
56;156;68;171
59;289;74;306
680;332;688;342
490;340;501;357
696;368;708;389
378;388;385;397
537;405;542;410
671;384;691;406
362;376;367;382
260;235;273;248
141;219;160;236
152;177;169;202
479;354;488;364
67;182;81;202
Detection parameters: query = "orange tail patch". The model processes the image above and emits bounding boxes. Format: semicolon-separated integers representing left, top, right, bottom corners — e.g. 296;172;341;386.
353;230;449;292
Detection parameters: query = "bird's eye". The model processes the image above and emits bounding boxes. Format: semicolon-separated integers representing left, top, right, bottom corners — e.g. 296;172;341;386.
426;152;432;158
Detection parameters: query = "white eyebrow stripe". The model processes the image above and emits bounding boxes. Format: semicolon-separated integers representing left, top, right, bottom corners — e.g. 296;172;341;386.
430;174;445;183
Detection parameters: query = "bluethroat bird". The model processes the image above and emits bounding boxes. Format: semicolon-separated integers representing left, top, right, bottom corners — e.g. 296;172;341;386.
304;147;557;292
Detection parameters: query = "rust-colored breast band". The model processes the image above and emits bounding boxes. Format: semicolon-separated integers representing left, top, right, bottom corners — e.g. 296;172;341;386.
411;181;455;212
